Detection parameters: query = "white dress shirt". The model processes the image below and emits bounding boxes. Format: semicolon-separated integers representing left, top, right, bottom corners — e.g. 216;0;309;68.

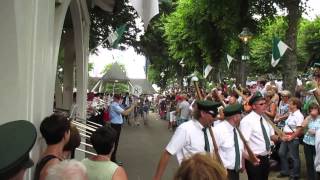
240;111;275;156
214;121;244;170
166;119;214;164
283;110;304;133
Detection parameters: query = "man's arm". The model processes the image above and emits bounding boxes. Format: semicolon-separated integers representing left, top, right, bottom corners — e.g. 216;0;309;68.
121;103;137;116
153;150;172;180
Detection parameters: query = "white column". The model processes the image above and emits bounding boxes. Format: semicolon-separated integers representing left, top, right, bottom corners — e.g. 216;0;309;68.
62;30;75;110
70;0;91;160
0;0;71;179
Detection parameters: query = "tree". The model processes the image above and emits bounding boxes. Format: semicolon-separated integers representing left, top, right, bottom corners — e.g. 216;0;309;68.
249;17;320;79
89;0;142;53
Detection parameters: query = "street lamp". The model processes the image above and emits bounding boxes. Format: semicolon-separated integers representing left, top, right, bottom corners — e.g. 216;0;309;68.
238;27;253;86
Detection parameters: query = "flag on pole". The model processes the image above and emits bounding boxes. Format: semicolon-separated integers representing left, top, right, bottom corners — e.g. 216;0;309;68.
226;54;234;69
107;24;127;48
129;0;159;30
204;64;213;79
271;37;290;67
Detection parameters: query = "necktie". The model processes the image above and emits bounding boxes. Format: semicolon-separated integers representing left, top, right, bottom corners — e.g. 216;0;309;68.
260;117;271;151
234;128;240;171
202;127;210;152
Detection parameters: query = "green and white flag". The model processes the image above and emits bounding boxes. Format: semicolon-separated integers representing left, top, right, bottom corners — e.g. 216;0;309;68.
226;54;234;69
107;24;127;48
203;64;213;79
271;37;290;67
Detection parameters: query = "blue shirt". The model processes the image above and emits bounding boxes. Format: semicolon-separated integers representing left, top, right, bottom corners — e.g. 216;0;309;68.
303;116;320;146
110;101;124;124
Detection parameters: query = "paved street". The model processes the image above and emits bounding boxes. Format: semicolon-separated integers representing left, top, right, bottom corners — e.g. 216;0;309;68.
117;113;307;180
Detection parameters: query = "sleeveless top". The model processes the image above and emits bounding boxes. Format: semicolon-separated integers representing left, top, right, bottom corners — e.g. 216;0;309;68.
34;155;61;180
82;158;118;180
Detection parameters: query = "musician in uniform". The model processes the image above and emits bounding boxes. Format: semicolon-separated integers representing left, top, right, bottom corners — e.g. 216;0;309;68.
153;100;221;180
0;120;37;180
213;103;244;180
239;92;279;180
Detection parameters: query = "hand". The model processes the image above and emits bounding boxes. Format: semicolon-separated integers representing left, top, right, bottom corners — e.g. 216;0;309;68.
252;156;261;166
308;129;316;135
280;135;288;142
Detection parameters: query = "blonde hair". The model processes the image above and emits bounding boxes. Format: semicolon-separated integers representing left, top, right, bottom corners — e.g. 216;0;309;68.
174;153;227;180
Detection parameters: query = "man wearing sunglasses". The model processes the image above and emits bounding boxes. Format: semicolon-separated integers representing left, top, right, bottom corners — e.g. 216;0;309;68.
239;92;279;180
153;100;221;180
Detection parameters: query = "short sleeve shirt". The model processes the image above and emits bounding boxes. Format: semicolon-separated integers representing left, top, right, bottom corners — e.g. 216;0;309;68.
240;111;275;156
214;121;244;170
110;101;124;124
178;100;190;119
166;119;214;164
283;110;304;133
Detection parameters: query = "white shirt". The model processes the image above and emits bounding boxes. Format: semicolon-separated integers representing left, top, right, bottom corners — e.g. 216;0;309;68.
166;119;214;164
214;121;244;170
178;100;190;119
283;110;304;133
240;111;275;156
314;129;320;172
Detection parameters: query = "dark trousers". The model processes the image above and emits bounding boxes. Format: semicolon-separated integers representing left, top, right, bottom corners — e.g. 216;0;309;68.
245;155;270;180
304;143;316;180
110;123;122;162
227;169;239;180
279;139;300;178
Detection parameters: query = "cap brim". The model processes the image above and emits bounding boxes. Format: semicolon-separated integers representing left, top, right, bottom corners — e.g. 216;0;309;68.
22;158;34;169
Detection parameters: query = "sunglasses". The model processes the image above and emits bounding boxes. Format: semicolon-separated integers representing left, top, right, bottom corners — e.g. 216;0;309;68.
255;102;266;106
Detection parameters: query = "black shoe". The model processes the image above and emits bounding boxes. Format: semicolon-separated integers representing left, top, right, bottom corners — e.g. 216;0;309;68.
276;173;289;178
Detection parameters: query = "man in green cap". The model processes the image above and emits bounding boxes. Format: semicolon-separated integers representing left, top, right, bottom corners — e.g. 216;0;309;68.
0;120;37;180
213;103;244;180
239;92;279;180
153;100;221;180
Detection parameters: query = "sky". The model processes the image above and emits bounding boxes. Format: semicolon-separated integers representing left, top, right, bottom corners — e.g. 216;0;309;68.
89;0;320;79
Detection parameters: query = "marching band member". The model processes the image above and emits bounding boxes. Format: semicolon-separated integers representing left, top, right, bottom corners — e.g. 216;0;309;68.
213;104;244;180
239;92;279;180
153;100;221;180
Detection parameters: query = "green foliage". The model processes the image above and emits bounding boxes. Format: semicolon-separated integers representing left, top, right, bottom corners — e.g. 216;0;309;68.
89;0;141;53
249;17;287;75
101;62;126;75
249;17;320;76
103;83;128;93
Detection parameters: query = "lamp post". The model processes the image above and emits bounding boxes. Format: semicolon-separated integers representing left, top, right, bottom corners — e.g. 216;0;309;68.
179;59;185;91
238;27;253;86
160;72;165;91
